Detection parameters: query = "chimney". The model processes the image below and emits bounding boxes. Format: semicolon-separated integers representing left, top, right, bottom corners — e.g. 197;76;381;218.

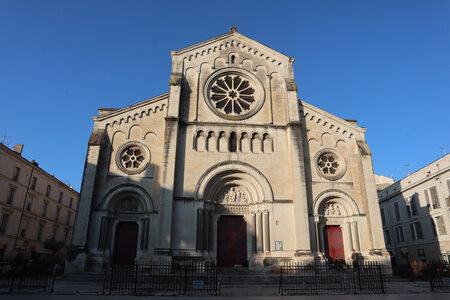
13;144;23;156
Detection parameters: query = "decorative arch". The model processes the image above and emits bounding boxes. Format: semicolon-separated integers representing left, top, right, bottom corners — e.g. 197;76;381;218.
313;189;360;217
194;161;273;203
99;184;154;212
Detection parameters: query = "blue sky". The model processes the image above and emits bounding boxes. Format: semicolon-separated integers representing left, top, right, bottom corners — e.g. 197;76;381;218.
1;0;449;191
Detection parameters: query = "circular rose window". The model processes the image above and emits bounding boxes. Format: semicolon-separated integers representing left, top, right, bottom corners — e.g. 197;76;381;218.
314;149;346;181
204;68;264;120
116;142;150;175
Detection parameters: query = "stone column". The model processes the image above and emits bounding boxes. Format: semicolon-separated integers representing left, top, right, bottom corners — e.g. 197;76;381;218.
351;222;360;251
196;209;203;251
263;212;270;252
345;222;353;255
256;213;263;253
203;211;209;253
314;217;320;253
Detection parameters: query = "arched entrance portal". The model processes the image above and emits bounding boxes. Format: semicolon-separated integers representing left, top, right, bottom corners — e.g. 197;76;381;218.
194;161;274;267
217;216;247;267
113;221;138;264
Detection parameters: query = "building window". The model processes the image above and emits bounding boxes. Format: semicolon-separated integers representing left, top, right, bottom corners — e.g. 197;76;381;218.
229;132;237;152
26;202;32;211
13;167;20;181
66;212;71;225
7;188;16;204
395;226;404;243
64;230;69;242
51;227;57;239
69;198;73;208
417;249;425;257
42;202;48;216
20;227;26;238
430;217;438;237
31;177;37;190
411;221;424;240
46;185;51;197
58;192;63;203
37;224;44;240
380;208;386;226
435;216;447;235
0;214;9;234
407;194;419;217
55;207;60;221
425;186;440;209
393;202;401;222
384;230;391;245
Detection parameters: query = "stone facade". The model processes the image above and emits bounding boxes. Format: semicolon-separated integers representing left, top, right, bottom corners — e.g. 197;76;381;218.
67;29;390;272
378;154;450;266
0;143;79;261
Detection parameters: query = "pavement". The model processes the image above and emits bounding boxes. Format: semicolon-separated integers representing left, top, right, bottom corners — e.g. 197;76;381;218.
0;273;447;298
0;294;449;300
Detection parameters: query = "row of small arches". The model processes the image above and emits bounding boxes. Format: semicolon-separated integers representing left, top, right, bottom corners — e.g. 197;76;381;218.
105;104;167;129
183;39;282;67
195;130;273;154
301;111;354;139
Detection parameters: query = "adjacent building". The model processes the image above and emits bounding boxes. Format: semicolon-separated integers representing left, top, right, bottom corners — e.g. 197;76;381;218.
0;143;79;262
67;28;390;272
378;154;450;267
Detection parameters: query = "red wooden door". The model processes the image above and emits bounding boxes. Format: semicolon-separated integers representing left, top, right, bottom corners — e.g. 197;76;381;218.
113;221;138;265
217;216;247;267
324;225;344;262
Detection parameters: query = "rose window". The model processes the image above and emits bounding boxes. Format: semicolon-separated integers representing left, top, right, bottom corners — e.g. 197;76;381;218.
116;142;150;175
318;153;339;175
121;146;145;170
210;74;255;115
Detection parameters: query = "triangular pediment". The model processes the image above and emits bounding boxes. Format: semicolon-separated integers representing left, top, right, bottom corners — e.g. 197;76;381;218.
171;30;292;68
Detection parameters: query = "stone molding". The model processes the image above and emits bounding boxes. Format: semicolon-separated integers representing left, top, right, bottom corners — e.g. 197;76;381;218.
194;160;273;203
97;183;154;212
312;189;361;217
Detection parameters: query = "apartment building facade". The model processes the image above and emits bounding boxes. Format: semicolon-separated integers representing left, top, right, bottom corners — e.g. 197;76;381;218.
0;143;79;261
378;154;450;267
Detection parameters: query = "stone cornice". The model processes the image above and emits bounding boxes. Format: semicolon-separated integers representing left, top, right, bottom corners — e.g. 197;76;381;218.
172;31;290;68
96;94;168;129
94;93;168;122
378;163;450;203
299;100;365;139
0;143;79;195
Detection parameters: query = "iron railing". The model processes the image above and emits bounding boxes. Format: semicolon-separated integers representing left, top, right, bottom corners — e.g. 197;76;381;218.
0;260;56;293
279;262;385;295
428;260;450;292
103;261;220;295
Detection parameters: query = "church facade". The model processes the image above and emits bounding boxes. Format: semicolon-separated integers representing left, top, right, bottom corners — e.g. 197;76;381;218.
67;29;390;272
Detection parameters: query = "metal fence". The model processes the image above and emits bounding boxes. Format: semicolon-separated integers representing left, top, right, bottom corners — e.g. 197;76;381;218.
279;262;385;295
0;260;56;293
103;261;220;295
428;260;450;292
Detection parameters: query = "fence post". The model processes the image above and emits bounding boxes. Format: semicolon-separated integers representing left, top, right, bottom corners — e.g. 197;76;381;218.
279;266;283;295
379;264;385;293
184;264;188;295
133;263;138;294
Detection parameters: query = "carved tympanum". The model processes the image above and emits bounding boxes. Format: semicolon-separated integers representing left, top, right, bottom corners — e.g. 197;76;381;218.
217;186;249;204
324;203;342;216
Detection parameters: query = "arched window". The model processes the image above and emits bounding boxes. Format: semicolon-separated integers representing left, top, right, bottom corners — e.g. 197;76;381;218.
230;55;236;64
229;132;237;152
